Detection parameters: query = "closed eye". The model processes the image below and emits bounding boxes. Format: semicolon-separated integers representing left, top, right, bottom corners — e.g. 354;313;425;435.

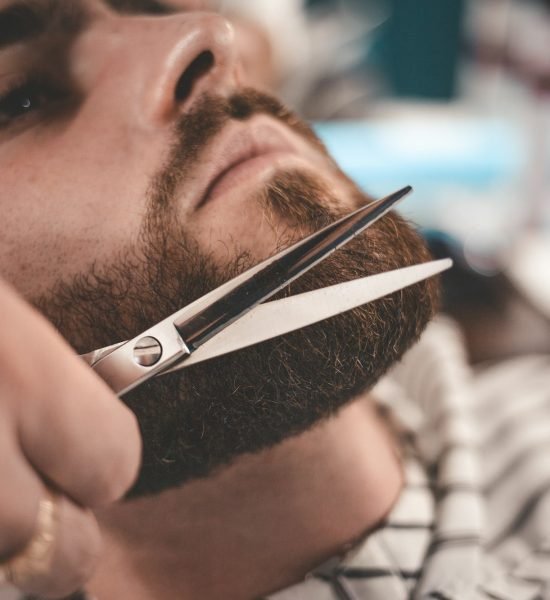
105;0;179;15
0;77;66;129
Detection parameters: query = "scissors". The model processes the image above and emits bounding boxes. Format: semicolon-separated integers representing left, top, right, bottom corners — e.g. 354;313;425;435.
81;186;452;396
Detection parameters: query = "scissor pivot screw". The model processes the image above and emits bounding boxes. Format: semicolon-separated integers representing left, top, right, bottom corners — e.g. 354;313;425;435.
133;336;163;367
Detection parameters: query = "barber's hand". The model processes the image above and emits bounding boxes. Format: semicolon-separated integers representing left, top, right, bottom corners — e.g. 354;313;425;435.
0;278;141;598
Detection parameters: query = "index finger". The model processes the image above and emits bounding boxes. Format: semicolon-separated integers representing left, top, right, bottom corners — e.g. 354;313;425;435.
0;279;142;507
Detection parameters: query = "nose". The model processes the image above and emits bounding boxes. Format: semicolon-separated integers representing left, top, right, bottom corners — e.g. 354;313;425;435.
146;13;237;122
134;13;238;125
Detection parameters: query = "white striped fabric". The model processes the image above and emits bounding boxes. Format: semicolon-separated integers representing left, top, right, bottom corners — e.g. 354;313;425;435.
268;318;550;600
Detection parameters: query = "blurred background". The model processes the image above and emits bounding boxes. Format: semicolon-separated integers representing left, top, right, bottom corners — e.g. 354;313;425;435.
212;0;550;363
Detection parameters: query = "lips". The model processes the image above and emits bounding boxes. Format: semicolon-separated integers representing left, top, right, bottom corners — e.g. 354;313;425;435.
192;120;306;210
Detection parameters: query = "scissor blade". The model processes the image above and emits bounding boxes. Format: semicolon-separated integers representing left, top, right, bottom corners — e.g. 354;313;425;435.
163;258;452;372
83;187;411;396
174;186;412;351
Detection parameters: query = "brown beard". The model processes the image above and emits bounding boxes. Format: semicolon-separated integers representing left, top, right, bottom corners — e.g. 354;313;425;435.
35;90;438;497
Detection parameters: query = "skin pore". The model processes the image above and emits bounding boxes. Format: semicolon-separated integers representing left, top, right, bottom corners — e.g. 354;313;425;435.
0;1;437;598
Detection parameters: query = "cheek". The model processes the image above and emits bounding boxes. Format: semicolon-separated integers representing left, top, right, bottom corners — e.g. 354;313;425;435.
0;134;156;298
188;188;291;266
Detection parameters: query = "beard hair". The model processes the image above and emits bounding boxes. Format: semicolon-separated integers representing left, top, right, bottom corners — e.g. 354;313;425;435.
36;170;437;497
35;91;438;497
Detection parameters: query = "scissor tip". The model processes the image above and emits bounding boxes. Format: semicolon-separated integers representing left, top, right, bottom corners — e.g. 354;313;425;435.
397;185;413;197
374;185;413;211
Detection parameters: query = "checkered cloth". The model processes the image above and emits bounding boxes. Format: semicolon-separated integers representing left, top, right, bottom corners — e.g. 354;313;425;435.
268;319;550;600
5;318;550;600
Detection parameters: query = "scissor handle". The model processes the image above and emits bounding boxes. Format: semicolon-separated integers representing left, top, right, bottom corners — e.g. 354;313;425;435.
88;321;190;397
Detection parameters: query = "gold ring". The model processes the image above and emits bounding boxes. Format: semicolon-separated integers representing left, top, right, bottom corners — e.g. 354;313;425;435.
0;491;58;588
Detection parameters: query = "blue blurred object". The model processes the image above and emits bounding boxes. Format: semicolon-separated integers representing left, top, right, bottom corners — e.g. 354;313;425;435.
315;118;524;193
314;116;528;272
375;0;465;99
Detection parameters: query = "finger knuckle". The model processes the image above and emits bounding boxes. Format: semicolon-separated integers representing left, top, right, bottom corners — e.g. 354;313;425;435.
22;504;101;599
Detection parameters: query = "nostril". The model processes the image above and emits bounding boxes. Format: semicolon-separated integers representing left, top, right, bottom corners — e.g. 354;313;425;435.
175;50;215;103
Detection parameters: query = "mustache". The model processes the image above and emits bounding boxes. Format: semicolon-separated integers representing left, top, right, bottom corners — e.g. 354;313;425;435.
147;88;327;214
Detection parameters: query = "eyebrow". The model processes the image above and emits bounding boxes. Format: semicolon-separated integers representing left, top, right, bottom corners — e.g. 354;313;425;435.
0;0;177;51
0;1;90;50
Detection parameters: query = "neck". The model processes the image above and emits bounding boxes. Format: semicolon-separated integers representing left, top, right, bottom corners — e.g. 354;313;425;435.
89;396;403;600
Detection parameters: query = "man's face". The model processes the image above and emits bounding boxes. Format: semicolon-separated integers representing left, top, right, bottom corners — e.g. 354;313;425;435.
0;0;343;295
0;0;437;496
